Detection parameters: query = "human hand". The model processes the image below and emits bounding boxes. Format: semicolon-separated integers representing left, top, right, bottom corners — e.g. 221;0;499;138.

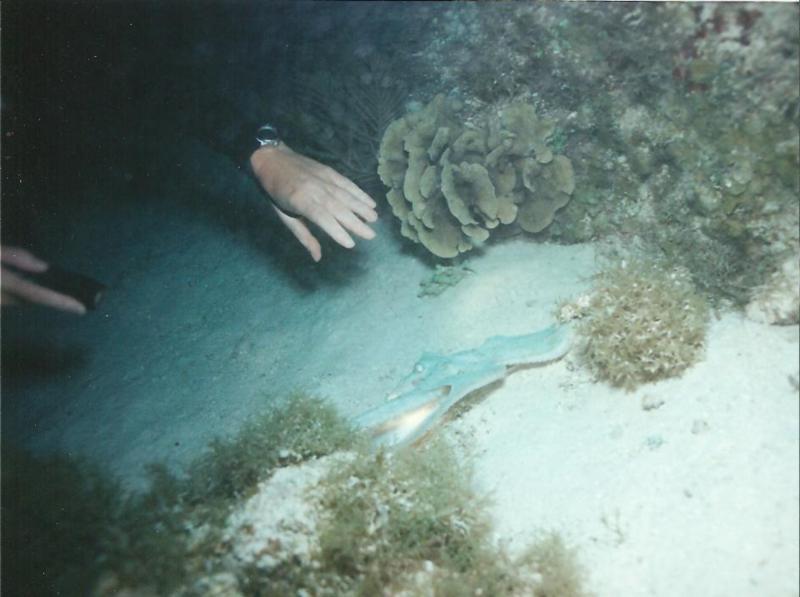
249;143;378;262
1;246;87;314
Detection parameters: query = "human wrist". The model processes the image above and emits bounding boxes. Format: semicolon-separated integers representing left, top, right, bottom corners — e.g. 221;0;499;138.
249;142;288;181
248;143;304;217
236;122;282;172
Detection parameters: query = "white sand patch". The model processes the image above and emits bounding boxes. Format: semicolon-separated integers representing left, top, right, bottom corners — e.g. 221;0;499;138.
446;314;799;597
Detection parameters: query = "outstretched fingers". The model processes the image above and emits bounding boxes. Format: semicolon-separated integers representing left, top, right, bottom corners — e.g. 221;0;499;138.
320;165;377;209
312;208;357;249
1;246;48;272
310;187;377;244
2;269;87;314
273;206;323;262
333;206;375;241
337;190;378;224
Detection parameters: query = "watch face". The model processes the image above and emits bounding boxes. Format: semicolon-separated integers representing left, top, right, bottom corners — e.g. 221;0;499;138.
257;125;280;146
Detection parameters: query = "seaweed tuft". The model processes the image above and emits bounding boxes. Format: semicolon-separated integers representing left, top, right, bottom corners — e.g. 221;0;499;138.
3;394;590;596
577;260;709;390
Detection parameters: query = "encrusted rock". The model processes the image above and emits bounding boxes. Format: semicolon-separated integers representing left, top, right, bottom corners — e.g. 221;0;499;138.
221;453;352;572
745;253;800;325
189;573;243;597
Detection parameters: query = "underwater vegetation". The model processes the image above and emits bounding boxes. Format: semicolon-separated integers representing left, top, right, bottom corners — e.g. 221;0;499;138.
412;3;798;312
240;439;588;596
1;393;359;596
2;393;588;596
562;260;709;391
378;95;575;259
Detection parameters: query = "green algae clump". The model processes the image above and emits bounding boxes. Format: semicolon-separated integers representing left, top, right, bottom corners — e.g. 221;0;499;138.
310;439;588;596
5;392;591;597
578;261;709;391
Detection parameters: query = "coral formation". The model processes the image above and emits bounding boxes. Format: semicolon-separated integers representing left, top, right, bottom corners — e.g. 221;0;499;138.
378;94;575;258
309;440;588;596
222;453;352;573
413;3;799;309
568;260;709;390
184;390;356;504
745;253;800;325
3;393;360;596
4;393;589;597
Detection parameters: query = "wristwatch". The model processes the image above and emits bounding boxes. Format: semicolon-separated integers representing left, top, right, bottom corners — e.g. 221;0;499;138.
238;123;282;169
255;124;281;148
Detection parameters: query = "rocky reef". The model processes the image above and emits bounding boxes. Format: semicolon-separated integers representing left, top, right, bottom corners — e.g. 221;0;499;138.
745;254;800;325
406;3;799;309
3;394;589;597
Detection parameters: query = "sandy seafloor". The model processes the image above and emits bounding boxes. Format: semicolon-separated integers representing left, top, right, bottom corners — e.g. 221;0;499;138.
2;176;798;597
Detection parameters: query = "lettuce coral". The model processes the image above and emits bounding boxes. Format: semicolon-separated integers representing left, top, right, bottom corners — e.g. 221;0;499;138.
378;95;575;258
